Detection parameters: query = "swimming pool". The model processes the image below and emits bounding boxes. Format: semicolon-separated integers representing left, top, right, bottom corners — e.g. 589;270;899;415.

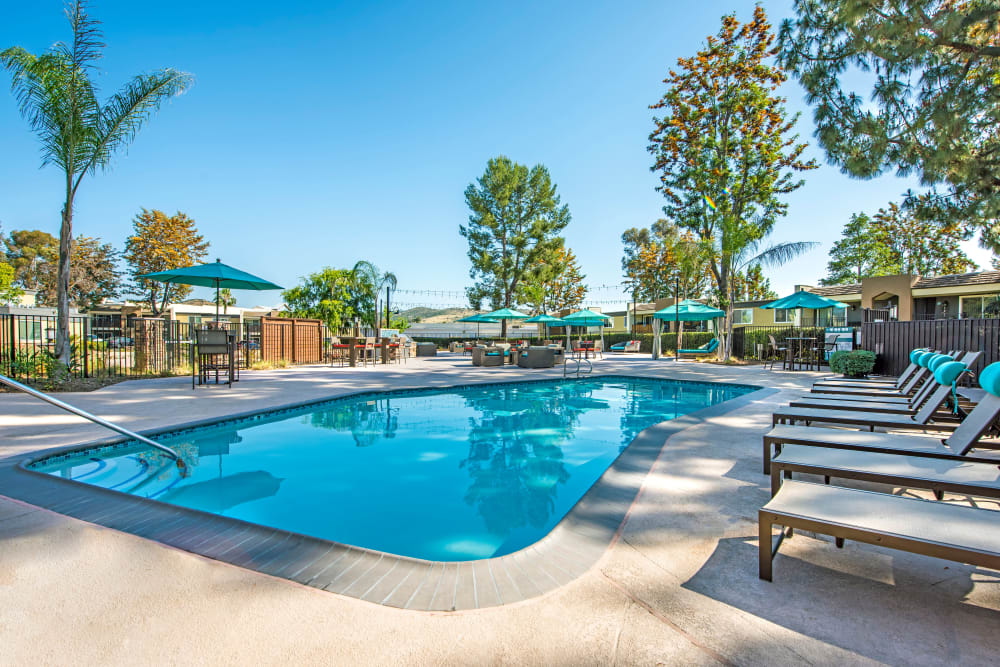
30;376;756;561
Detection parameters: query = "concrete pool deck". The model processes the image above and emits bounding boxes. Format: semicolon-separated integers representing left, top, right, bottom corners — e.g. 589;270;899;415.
2;355;999;665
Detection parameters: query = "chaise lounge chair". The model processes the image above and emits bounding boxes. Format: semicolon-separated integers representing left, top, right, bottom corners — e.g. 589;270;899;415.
808;350;963;398
811;348;931;389
758;480;1000;581
677;338;719;358
789;353;960;414
762;361;1000;474
768;444;1000;499
610;340;641;353
771;355;981;433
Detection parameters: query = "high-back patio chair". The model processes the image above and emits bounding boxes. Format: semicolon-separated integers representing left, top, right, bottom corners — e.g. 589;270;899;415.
195;328;234;387
329;336;350;367
766;335;787;370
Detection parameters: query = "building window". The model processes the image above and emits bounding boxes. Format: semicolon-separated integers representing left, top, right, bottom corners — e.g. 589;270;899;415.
774;308;799;325
17;320;42;341
960;294;1000;319
732;308;753;325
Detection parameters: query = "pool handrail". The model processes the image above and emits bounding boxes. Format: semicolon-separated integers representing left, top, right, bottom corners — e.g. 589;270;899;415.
0;373;185;468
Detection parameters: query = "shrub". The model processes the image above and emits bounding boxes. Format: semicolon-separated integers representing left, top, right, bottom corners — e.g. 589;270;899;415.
829;350;876;377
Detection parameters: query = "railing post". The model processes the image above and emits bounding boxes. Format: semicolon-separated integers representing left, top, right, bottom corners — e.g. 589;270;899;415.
7;314;15;373
83;317;90;378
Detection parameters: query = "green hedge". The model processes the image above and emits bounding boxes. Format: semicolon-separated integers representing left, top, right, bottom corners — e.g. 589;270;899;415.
829;349;876;377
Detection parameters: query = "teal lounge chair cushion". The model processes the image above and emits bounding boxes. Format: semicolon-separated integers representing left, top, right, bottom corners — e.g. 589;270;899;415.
980;362;1000;396
934;361;967;386
678;338;719;354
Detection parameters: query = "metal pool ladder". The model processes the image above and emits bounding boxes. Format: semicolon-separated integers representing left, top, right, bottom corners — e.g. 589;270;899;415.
0;373;185;469
564;355;593;379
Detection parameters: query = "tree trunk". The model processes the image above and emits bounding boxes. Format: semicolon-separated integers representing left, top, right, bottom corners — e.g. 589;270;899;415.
719;271;732;362
54;182;74;366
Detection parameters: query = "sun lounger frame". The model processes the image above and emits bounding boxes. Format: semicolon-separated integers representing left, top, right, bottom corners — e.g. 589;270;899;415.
769;445;1000;498
759;480;1000;581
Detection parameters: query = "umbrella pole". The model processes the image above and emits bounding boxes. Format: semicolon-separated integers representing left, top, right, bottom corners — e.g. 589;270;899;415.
215;280;220;324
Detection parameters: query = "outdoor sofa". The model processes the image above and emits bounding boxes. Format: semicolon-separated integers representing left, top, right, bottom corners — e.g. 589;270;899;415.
516;346;556;369
610;340;641;353
471;346;506;367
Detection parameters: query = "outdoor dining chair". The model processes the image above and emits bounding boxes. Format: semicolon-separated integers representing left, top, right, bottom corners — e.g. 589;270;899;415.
195;328;235;387
329;337;350;367
766;335;787;370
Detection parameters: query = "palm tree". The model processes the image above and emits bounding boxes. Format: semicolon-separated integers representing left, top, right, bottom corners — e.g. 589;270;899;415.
214;288;237;315
351;261;398;329
713;210;817;360
1;1;192;364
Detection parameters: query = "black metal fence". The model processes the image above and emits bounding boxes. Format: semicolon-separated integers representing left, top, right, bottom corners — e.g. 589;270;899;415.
729;325;856;362
0;314;268;383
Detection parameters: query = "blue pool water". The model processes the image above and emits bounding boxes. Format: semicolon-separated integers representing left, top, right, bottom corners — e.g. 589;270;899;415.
31;377;755;560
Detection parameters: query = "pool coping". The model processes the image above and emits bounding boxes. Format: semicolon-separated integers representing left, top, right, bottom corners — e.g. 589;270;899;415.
0;373;777;611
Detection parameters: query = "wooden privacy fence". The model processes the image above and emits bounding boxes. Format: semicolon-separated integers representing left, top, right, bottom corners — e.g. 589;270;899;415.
861;319;1000;376
261;317;323;364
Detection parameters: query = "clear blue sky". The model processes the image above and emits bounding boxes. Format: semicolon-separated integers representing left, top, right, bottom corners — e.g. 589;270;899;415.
0;0;989;310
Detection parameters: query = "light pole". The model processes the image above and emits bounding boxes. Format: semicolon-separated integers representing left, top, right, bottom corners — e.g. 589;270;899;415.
674;275;680;362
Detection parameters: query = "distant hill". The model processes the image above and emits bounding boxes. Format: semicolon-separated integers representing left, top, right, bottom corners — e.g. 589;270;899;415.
400;306;479;324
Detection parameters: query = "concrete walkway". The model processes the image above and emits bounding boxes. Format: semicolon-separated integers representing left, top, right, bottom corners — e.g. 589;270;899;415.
1;355;998;665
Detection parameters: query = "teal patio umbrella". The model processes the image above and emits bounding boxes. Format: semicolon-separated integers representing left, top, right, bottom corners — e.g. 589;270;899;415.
139;259;283;321
653;299;726;360
560;309;611;351
760;291;849;311
525;313;565;340
652;299;725;322
485;307;530;340
760;291;849;328
457;312;499;338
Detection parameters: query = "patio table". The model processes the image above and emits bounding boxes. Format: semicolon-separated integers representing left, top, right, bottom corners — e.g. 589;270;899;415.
338;336;361;367
784;337;817;371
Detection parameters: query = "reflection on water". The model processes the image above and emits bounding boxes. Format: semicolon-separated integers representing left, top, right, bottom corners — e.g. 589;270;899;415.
30;377;755;560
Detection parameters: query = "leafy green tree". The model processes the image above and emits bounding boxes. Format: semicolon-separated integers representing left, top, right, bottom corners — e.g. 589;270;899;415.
778;0;1000;225
0;262;21;305
124;209;209;315
351;261;397;329
821;213;893;285
461;156;571;335
3;229;57;290
648;8;818;359
214;288;236;314
623;220;711;303
0;225;23;304
38;235;120;309
1;0;192;363
872;202;977;276
282;267;375;332
822;205;976;284
732;264;777;301
517;245;587;315
620;226;652;297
